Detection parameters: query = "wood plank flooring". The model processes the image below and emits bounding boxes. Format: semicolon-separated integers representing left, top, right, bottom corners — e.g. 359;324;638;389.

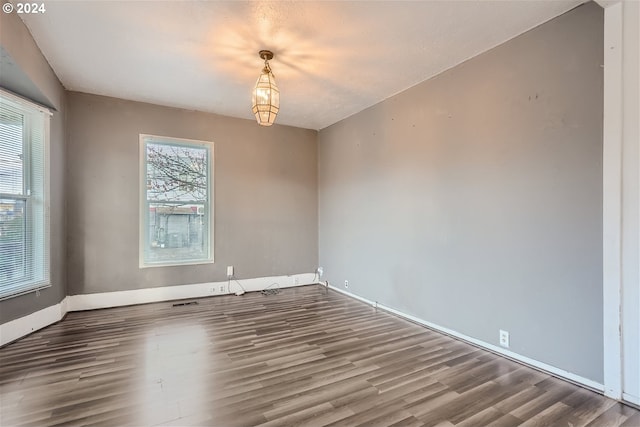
0;285;638;426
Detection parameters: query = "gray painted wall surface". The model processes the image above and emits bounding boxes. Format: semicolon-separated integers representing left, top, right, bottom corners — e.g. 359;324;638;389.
66;92;317;295
318;3;604;382
0;12;67;323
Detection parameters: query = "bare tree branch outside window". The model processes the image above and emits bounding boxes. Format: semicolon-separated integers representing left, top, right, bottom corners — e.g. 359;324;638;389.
146;143;207;204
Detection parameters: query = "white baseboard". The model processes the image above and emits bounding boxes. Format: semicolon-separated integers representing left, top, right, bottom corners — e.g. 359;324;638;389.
2;273;315;345
328;285;605;393
66;273;316;311
60;296;69;318
623;392;640;406
0;302;66;346
1;278;610;397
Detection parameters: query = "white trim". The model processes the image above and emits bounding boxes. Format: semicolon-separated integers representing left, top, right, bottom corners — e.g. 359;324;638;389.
602;0;624;400
621;0;640;406
0;89;52;300
0;302;65;346
328;285;605;393
0;88;53;116
1;273;316;345
66;273;316;311
623;393;640;406
595;0;621;8
138;134;215;269
60;295;69;317
327;284;375;306
1;279;607;394
43;106;51;290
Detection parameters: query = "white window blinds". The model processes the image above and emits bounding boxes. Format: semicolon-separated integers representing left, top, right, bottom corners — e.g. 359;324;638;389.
0;90;50;300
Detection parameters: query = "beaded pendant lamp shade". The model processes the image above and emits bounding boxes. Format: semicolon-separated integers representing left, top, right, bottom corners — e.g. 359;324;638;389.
251;50;279;126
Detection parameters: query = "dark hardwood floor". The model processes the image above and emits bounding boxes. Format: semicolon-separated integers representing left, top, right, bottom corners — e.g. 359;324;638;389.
1;285;638;427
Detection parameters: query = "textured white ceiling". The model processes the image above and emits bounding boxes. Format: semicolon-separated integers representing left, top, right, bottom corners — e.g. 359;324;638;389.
20;1;585;130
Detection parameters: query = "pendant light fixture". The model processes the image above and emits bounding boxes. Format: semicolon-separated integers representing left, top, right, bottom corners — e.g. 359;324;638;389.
252;50;279;126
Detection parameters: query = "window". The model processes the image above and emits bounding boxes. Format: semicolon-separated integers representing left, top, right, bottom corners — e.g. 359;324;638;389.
0;90;50;300
140;135;214;267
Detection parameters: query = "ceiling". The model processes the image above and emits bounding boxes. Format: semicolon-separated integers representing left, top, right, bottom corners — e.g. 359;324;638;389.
20;0;586;130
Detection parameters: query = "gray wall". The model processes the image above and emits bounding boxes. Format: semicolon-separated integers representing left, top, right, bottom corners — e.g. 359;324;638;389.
0;11;67;323
66;92;317;295
318;3;604;382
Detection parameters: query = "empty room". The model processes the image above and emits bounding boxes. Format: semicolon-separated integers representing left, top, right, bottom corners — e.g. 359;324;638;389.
0;0;639;426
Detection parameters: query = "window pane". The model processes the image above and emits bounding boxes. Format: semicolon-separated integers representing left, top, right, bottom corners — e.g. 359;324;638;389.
141;136;212;267
0;198;26;284
0;91;50;300
146;143;208;203
145;203;208;264
0;110;24;195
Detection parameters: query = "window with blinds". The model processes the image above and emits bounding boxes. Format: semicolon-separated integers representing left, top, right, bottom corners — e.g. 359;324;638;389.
139;134;214;267
0;90;50;300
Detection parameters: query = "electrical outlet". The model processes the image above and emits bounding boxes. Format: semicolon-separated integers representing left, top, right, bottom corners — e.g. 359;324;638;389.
211;285;227;294
344;280;349;289
227;266;234;278
317;267;323;277
499;330;510;348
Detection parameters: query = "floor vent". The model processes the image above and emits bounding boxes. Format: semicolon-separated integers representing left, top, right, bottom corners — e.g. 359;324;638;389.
172;301;199;307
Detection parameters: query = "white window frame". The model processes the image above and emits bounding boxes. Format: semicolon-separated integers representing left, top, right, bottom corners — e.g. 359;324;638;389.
0;89;51;300
139;134;214;268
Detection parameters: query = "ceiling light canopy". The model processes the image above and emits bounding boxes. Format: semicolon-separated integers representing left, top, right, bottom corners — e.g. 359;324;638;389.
251;50;279;127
